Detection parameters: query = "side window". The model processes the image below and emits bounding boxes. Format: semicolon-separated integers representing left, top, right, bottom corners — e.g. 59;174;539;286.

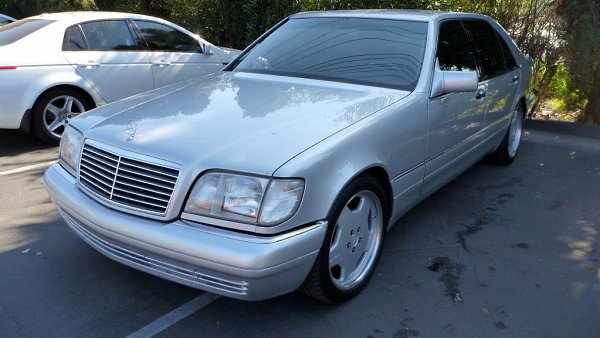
463;20;507;80
63;25;87;51
80;20;136;51
133;20;199;52
436;20;477;72
495;31;517;70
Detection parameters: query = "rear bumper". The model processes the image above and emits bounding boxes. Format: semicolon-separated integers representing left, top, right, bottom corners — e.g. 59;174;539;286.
44;164;326;300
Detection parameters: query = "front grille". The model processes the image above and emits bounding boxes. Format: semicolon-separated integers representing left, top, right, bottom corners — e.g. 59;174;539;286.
78;143;179;215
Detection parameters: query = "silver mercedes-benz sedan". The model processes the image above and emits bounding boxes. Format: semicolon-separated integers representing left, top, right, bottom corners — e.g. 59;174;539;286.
44;10;532;303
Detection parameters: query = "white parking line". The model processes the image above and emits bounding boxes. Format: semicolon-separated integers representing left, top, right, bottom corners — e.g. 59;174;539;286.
126;293;221;338
0;160;56;176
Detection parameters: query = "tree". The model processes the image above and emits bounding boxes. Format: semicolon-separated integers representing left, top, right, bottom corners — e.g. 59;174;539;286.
558;0;600;123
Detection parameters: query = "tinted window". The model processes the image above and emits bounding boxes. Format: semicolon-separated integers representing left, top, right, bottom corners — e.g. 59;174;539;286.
80;20;136;51
0;18;13;26
63;26;87;51
495;31;517;70
134;20;199;52
0;19;54;46
463;20;507;79
436;20;476;72
231;18;428;91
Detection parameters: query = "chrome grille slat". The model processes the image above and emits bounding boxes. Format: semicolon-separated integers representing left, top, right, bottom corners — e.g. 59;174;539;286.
119;158;178;178
78;143;179;215
111;192;168;209
117;165;178;184
80;175;113;195
84;145;119;162
113;180;172;197
80;155;117;174
79;162;117;183
112;186;171;203
116;170;175;190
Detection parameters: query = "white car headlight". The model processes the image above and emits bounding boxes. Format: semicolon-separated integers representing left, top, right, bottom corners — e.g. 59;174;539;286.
183;172;304;226
59;126;84;176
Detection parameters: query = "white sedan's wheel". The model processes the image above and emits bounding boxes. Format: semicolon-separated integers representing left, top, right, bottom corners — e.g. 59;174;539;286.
32;88;93;144
42;95;86;139
301;176;387;303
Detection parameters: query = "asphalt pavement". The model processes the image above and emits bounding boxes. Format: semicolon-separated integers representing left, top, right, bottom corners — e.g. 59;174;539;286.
0;122;599;338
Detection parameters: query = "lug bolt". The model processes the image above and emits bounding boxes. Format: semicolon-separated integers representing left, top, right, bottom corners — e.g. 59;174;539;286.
351;229;354;235
352;247;356;253
347;242;351;248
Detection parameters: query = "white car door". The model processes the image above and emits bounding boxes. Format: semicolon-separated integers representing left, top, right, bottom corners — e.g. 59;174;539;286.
62;20;153;102
132;20;224;88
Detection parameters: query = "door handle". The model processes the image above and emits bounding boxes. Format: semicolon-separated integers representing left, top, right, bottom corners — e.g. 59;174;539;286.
475;88;487;99
512;75;519;83
78;61;100;69
152;61;171;67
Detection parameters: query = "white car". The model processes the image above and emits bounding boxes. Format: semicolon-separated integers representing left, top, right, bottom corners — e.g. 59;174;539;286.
0;13;16;26
0;12;240;143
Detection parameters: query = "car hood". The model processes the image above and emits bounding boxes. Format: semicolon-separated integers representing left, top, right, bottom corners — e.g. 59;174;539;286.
74;72;408;175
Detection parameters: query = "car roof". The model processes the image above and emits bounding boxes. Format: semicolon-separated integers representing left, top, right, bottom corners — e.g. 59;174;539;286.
291;9;487;22
26;11;165;25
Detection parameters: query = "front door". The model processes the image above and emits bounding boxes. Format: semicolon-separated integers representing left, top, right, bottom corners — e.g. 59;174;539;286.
133;20;224;88
424;19;486;193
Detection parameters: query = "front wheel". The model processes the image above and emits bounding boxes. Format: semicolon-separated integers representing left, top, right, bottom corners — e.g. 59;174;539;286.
490;104;524;165
300;176;387;303
32;88;93;144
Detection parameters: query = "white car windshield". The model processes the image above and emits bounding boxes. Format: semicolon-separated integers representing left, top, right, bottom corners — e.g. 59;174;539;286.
231;17;428;91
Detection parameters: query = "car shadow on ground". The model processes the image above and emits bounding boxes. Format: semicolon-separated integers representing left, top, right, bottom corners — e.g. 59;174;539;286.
0;130;55;157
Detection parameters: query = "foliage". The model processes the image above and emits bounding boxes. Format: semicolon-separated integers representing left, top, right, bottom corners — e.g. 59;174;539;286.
557;0;600;123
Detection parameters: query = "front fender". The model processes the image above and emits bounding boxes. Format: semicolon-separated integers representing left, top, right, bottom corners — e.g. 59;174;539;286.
273;92;429;232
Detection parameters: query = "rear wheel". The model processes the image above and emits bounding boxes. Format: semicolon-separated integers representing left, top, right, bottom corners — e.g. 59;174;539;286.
32;88;93;144
301;176;387;303
490;104;524;165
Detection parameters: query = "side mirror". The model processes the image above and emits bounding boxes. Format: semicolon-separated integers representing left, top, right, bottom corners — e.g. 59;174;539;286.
201;43;213;55
431;59;478;98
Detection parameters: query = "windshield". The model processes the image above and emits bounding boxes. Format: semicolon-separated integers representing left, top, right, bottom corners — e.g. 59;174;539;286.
231;17;428;91
0;19;54;46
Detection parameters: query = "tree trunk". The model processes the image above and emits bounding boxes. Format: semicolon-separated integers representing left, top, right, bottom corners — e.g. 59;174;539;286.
530;63;559;117
583;70;600;123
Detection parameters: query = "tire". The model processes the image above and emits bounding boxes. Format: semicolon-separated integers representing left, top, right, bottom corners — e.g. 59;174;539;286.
300;175;388;303
32;88;93;144
489;104;524;165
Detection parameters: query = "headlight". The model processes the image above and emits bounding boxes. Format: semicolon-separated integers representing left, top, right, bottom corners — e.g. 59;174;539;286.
183;172;304;226
59;126;84;176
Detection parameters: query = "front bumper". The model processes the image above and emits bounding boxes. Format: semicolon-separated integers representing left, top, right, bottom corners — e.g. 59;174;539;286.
44;164;327;301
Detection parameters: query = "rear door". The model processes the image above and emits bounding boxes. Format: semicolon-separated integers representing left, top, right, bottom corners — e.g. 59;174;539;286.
63;20;153;102
132;20;224;88
463;20;519;137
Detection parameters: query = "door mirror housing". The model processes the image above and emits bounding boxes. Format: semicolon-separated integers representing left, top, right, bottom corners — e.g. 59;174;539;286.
201;43;213;55
431;59;478;98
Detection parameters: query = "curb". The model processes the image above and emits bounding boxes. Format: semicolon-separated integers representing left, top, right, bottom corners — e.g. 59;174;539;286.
524;119;600;140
